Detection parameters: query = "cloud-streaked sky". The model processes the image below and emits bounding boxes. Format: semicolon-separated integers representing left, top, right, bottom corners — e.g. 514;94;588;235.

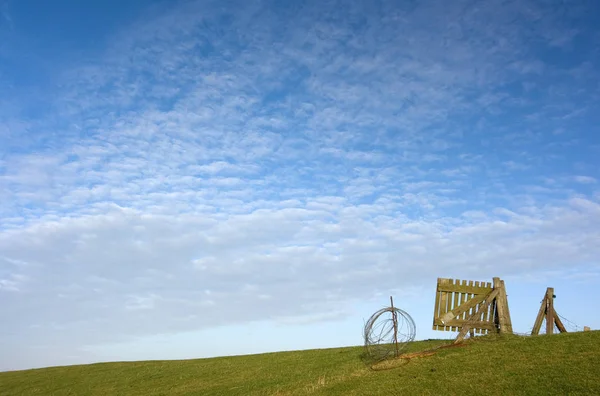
1;0;599;371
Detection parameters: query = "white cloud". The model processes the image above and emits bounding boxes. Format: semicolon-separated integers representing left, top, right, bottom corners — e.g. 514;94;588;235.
0;277;20;291
573;175;597;184
1;197;599;348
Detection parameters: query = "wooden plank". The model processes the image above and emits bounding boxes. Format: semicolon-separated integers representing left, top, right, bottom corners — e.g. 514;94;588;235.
474;281;481;334
433;278;442;331
501;279;513;333
449;280;456;332
440;293;487;324
546;287;555;335
460;280;468;321
481;283;491;333
446;280;454;331
494;277;506;333
553;312;567;333
452;279;460;331
494;277;513;334
488;280;498;334
466;280;473;333
433;319;497;330
444;279;454;331
531;293;546;335
439;279;449;331
468;280;475;321
481;282;492;334
436;282;493;295
487;281;493;333
490;300;500;333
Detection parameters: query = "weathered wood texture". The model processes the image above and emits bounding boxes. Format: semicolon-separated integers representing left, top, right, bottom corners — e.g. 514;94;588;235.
454;288;499;343
546;287;555;335
531;289;547;335
494;278;513;334
531;287;568;336
432;277;510;336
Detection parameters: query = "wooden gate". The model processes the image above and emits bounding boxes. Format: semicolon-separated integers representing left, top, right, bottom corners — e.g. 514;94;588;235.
432;277;513;342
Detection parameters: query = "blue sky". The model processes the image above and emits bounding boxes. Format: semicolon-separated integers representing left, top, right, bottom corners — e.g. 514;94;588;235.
1;0;599;371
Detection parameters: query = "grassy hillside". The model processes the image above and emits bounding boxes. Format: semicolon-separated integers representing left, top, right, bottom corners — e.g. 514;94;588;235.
1;331;599;395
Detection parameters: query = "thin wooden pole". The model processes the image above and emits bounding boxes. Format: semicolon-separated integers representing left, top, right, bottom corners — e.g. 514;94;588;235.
390;296;399;357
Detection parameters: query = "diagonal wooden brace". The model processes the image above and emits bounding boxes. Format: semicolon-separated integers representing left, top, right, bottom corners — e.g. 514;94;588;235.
454;288;499;343
440;293;487;325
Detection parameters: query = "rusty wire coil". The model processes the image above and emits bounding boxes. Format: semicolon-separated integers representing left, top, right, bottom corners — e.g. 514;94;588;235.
363;304;416;363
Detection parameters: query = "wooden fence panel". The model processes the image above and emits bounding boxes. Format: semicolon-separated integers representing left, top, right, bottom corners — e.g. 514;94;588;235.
433;277;505;334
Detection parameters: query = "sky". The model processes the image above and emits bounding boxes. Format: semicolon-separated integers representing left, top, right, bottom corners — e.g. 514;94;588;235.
1;0;599;372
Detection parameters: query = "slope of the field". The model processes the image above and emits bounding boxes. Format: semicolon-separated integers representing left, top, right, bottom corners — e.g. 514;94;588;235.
1;331;598;395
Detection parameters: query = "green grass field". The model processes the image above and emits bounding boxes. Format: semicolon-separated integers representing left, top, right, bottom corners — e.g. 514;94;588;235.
1;331;598;395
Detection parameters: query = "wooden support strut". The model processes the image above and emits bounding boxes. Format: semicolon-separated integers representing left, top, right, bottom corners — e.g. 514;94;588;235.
531;289;547;335
531;287;568;335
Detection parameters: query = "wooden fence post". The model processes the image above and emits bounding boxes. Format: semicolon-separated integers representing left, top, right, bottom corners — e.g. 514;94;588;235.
546;287;555;335
493;277;513;334
531;287;567;335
